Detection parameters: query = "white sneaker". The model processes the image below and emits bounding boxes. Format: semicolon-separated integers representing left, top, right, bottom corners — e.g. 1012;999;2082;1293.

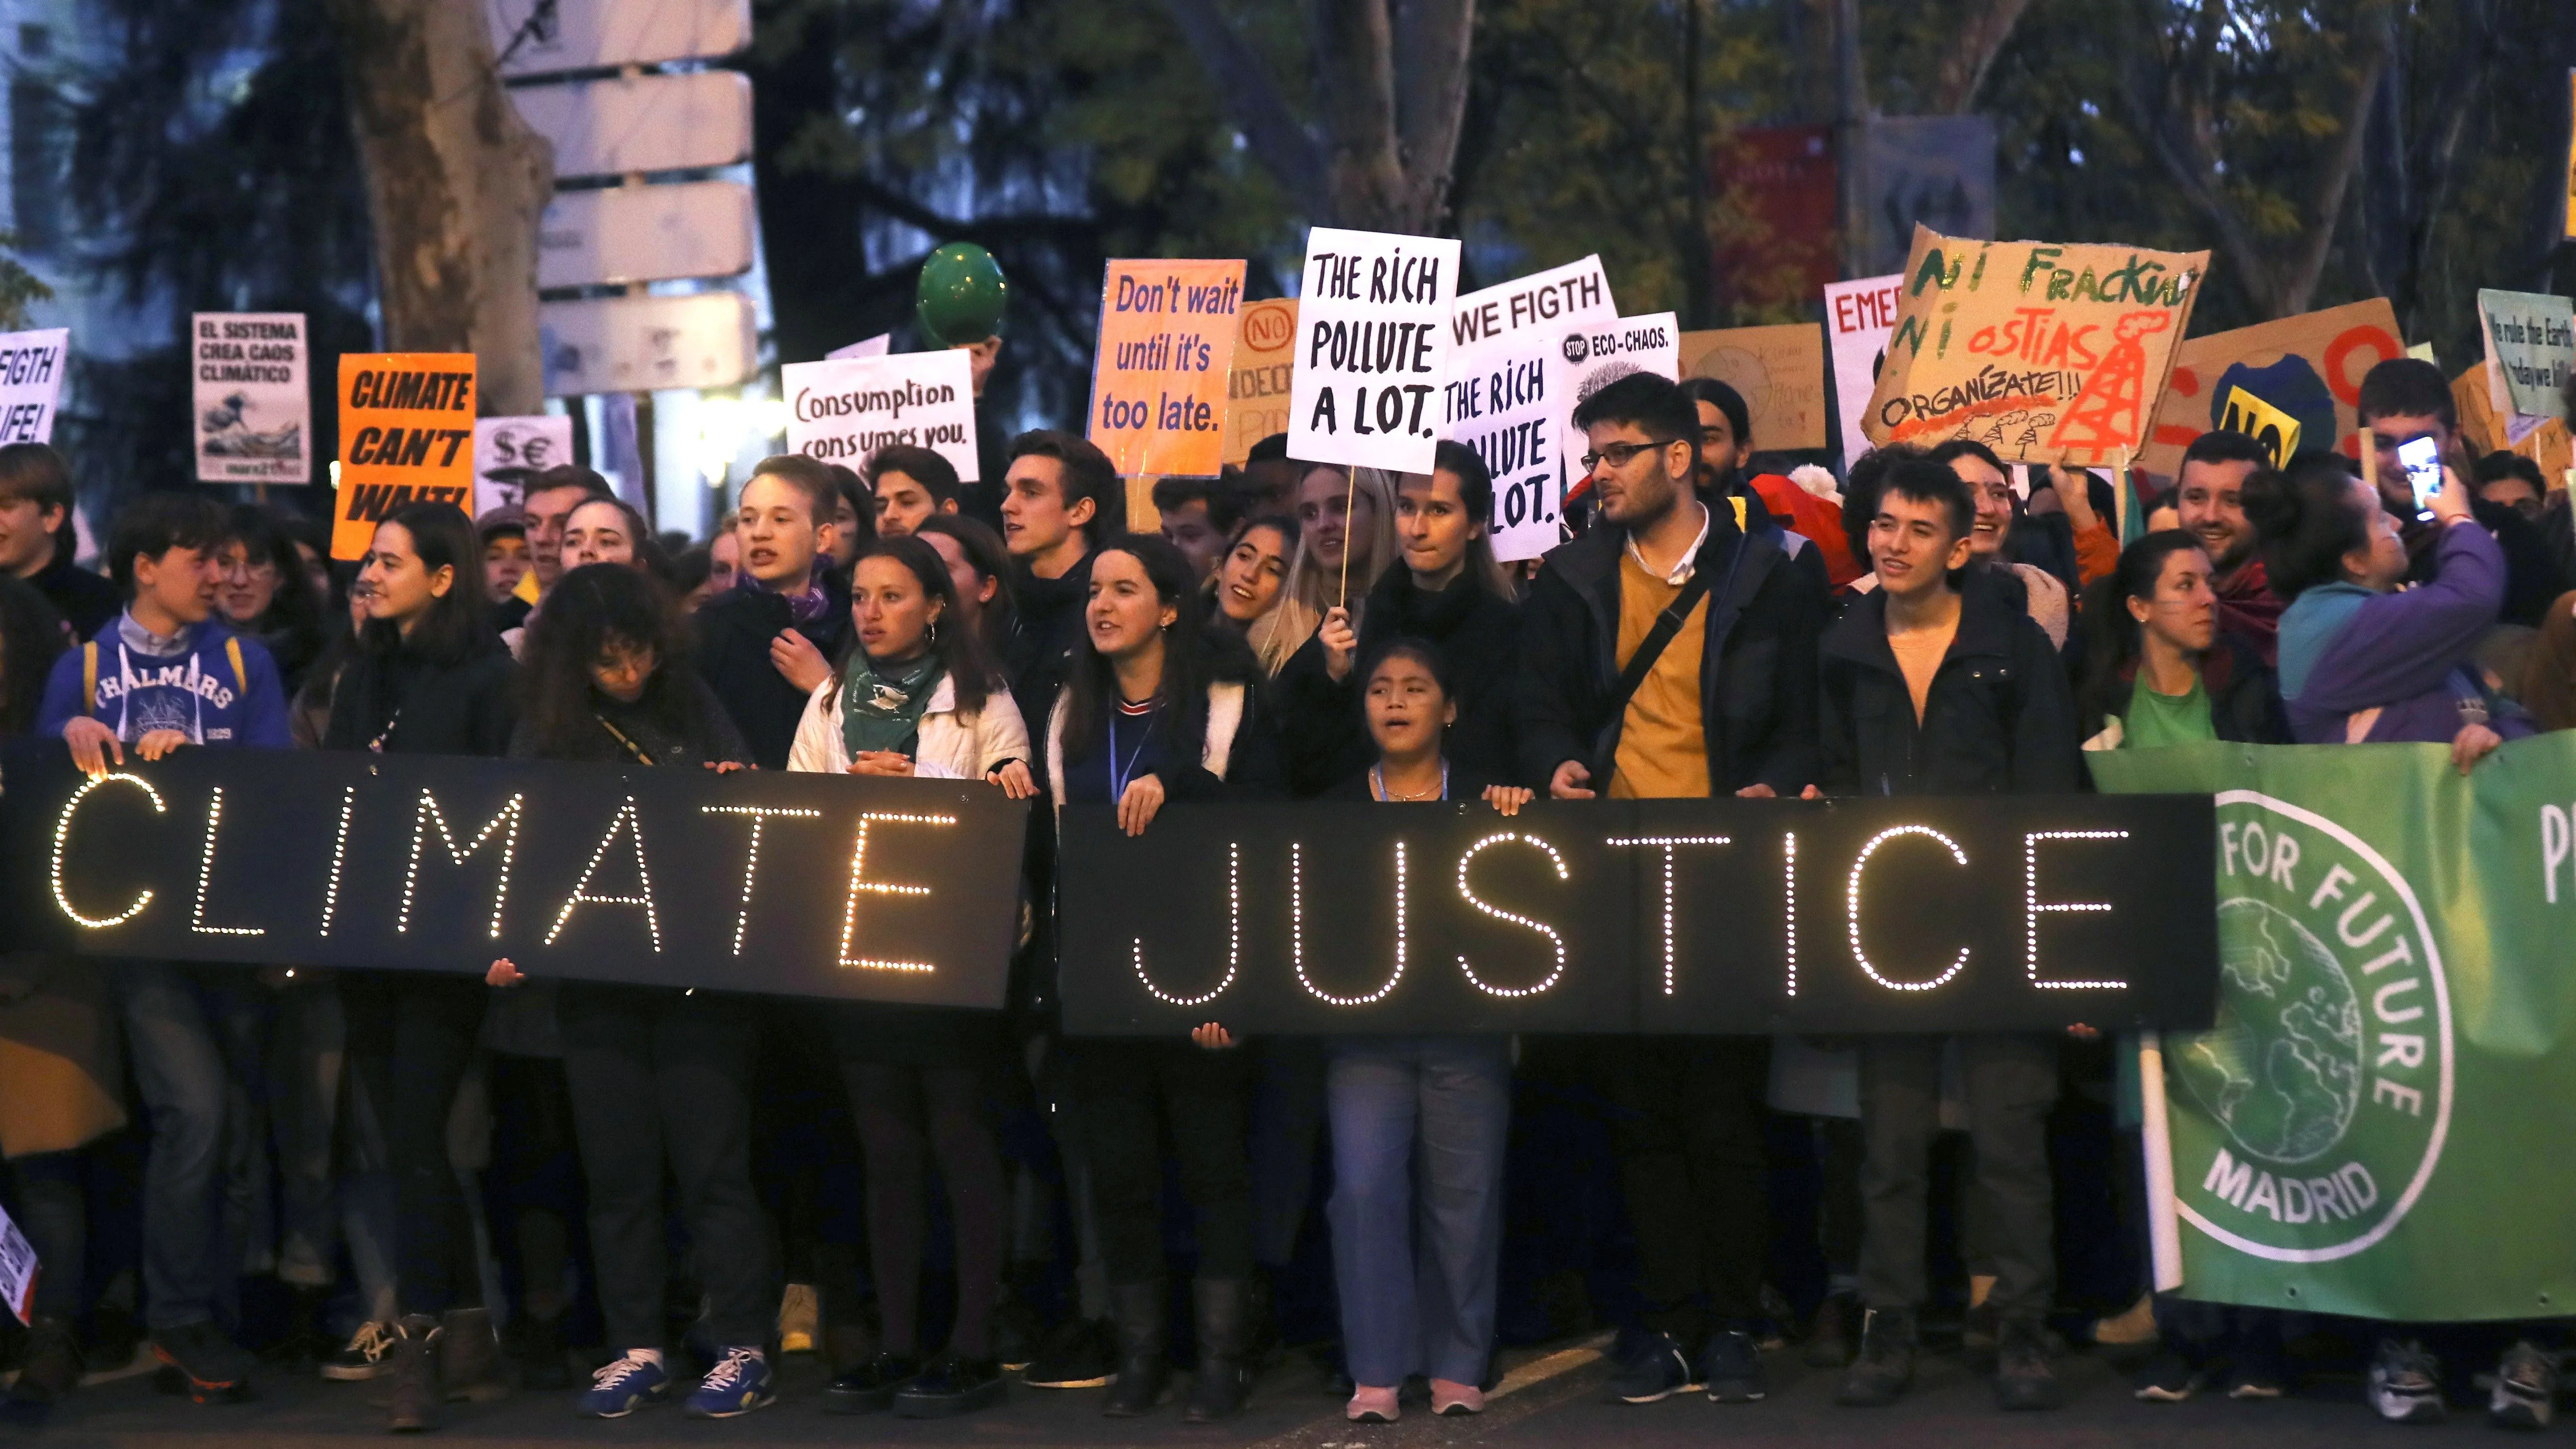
2490;1340;2557;1429
776;1283;820;1356
2368;1338;2445;1424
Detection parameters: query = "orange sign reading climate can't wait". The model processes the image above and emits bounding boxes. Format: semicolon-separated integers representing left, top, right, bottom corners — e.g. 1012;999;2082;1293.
1088;259;1244;478
332;352;477;560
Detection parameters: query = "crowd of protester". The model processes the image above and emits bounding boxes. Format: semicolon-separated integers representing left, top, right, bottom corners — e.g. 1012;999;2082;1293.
2;354;2574;1435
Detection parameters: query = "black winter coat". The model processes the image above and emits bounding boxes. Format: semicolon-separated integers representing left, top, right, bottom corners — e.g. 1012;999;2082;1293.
323;635;516;757
692;577;851;771
1273;567;1522;796
1003;553;1094;737
1818;570;2080;796
1515;508;1821;795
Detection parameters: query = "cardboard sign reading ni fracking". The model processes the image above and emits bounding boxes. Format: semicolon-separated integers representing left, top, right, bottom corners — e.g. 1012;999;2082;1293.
1444;255;1617;562
332;353;476;561
1861;226;2207;466
1289;227;1461;474
1089;259;1244;477
1221;299;1297;467
2143;299;2403;479
1678;324;1828;453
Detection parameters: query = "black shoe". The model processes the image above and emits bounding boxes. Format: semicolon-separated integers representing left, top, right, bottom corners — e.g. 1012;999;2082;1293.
1833;1307;1915;1407
435;1307;507;1403
892;1355;1006;1418
1994;1318;2063;1411
386;1315;441;1432
150;1320;256;1404
991;1296;1043;1374
1607;1330;1701;1404
2131;1350;2205;1402
1803;1292;1857;1368
821;1353;920;1415
1700;1328;1767;1403
1022;1317;1116;1390
1183;1279;1252;1424
1100;1282;1168;1418
505;1311;569;1392
1244;1268;1281;1367
9;1315;82;1407
85;1301;142;1376
263;1285;332;1375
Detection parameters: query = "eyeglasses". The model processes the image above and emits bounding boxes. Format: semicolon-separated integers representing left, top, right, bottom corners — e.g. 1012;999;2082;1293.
1580;439;1676;472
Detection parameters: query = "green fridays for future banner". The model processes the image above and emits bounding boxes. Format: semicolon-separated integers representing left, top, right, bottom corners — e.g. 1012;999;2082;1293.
2090;736;2576;1323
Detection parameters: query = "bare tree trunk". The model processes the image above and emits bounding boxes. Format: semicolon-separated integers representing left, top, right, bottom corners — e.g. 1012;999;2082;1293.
323;0;551;413
1927;0;2035;113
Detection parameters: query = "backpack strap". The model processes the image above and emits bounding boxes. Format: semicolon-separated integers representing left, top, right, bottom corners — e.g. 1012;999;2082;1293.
82;640;97;714
225;635;246;693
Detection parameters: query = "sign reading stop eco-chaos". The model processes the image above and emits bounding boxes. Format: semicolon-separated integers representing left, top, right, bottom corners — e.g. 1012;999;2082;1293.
1289;227;1461;474
1089;259;1244;478
332;353;476;560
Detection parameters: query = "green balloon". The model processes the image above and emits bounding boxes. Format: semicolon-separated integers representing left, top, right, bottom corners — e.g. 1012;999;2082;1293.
916;243;1009;348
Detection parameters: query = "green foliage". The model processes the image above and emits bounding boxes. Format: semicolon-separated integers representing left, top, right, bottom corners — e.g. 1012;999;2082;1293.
0;233;54;333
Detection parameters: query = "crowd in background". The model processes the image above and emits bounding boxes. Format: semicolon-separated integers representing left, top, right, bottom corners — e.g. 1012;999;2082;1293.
3;353;2574;1434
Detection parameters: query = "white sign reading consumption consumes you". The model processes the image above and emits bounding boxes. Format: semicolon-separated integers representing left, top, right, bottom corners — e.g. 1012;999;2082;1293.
1287;227;1461;475
1444;255;1617;561
781;349;980;483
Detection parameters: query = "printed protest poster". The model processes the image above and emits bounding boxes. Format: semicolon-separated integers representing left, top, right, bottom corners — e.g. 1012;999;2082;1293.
1088;259;1244;477
1221;298;1296;467
1862;226;2208;467
2451;365;2573;489
781;349;978;483
0;328;68;445
1288;227;1461;474
191;313;308;484
2143;300;2404;478
472;415;576;515
1444;255;1616;560
2476;288;2576;423
1678;324;1828;452
332;354;476;560
1551;313;1680;506
1823;274;1902;464
0;1199;32;1324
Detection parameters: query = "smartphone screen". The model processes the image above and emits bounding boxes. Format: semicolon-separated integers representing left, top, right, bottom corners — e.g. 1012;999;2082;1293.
2399;436;2443;517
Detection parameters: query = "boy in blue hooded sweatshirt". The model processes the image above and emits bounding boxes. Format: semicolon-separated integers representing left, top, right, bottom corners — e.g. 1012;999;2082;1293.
33;492;289;1403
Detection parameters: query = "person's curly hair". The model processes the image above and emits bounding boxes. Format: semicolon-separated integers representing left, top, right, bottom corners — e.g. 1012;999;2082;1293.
516;563;719;761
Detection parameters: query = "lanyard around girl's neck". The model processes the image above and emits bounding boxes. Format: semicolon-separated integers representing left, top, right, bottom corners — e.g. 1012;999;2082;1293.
1371;760;1448;801
1108;697;1158;801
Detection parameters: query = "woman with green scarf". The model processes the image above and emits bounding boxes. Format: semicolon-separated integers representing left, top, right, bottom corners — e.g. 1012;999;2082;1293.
787;536;1033;1419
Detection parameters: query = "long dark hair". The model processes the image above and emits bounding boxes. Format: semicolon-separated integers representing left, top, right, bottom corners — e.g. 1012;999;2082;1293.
517;564;715;761
1062;533;1222;763
848;535;996;716
0;574;67;740
224;504;329;682
2077;530;2211;734
359;502;489;664
911;513;1017;659
2241;451;2371;600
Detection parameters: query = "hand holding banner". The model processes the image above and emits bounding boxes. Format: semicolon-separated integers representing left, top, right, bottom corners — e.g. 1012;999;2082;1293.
1089;259;1243;478
332;353;476;560
1288;227;1461;475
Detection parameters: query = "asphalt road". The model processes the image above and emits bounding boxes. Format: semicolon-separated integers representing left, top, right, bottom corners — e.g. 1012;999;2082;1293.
5;1335;2540;1447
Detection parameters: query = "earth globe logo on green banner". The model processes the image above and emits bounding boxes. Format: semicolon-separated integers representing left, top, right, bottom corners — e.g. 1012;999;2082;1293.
2172;791;2453;1262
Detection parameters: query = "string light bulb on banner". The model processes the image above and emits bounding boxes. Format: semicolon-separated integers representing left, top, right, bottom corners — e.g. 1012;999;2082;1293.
1136;841;1239;1006
51;771;163;928
1457;832;1567;998
1847;824;1970;991
1292;840;1405;1005
189;786;263;936
2025;830;2129;989
317;785;357;936
1605;835;1730;996
545;796;661;951
702;804;822;956
837;811;953;972
399;789;525;939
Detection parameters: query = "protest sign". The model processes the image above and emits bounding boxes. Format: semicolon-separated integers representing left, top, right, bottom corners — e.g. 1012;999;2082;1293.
331;353;475;561
1862;226;2208;467
0;743;1028;1009
0;1200;31;1325
1288;227;1461;474
2452;364;2574;485
827;334;891;360
2094;735;2576;1322
1443;255;1616;561
1824;274;1903;464
1060;794;2216;1036
472;415;576;515
1678;324;1828;452
1221;299;1297;467
781;349;979;483
191;313;308;485
1551;313;1680;506
2476;288;2576;422
1088;259;1244;477
0;328;68;446
2144;299;2403;478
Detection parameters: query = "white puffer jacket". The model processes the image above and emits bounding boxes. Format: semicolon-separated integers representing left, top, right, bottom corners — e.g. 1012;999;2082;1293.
786;672;1032;778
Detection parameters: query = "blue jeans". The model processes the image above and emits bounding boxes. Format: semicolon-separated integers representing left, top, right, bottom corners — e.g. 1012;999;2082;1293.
115;961;266;1333
1326;1035;1512;1388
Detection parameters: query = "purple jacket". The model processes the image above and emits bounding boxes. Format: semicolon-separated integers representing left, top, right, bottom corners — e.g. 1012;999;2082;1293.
2277;521;2530;745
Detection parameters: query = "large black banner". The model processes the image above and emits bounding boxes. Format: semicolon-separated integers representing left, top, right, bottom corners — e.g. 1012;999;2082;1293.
0;745;1029;1007
1059;794;2218;1035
